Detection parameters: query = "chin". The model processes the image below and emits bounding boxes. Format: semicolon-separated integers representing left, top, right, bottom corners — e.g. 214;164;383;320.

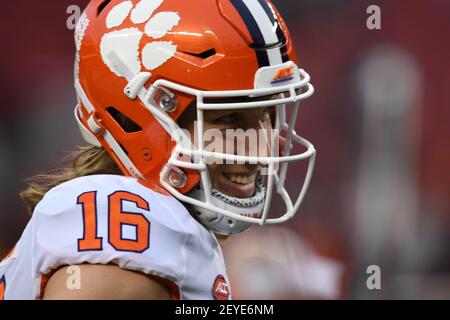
214;233;231;243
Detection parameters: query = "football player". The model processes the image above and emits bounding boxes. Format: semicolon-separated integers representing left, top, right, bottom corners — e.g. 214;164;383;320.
0;0;315;300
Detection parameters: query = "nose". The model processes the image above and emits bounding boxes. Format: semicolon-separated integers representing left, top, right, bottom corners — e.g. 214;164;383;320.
228;117;274;159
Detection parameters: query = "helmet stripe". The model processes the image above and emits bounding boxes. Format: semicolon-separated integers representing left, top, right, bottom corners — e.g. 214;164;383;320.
229;0;265;47
229;0;269;67
229;0;284;67
256;0;290;62
241;0;279;45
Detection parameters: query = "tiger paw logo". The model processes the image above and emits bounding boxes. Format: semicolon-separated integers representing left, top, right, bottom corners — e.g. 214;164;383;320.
212;275;230;300
100;0;180;78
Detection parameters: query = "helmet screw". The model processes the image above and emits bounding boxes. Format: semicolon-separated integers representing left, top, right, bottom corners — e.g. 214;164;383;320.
142;148;152;161
168;167;187;189
159;89;178;112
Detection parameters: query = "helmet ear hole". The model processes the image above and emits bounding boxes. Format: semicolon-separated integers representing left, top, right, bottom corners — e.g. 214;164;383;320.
106;107;143;133
97;0;112;16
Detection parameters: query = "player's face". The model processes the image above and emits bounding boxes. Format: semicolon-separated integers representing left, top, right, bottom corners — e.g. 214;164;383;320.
179;99;276;199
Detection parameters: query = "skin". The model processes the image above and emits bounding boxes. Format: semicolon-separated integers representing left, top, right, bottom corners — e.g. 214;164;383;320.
43;264;171;300
44;103;274;300
178;104;274;198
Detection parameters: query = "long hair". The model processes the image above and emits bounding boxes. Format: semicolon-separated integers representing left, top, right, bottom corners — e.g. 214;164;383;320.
20;146;231;241
20;146;121;213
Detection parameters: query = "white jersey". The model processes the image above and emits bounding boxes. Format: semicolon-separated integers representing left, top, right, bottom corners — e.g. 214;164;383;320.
0;175;231;300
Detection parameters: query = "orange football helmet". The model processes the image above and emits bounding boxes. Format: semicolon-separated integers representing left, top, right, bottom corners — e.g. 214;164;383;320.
74;0;315;235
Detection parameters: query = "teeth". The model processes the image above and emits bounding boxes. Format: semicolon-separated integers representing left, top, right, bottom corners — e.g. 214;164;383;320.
227;174;252;185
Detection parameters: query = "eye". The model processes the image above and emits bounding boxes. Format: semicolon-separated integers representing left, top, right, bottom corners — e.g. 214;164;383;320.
215;113;237;124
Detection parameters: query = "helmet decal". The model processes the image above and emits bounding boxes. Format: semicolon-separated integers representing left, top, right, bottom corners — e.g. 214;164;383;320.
106;1;134;28
271;65;294;84
100;0;180;78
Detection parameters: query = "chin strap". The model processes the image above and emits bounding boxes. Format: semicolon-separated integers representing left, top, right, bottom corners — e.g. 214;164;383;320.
187;181;266;236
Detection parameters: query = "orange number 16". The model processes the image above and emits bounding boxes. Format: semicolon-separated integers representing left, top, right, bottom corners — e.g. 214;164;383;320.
77;191;150;253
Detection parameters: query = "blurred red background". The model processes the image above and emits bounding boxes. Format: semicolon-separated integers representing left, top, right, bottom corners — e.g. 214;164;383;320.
1;0;449;299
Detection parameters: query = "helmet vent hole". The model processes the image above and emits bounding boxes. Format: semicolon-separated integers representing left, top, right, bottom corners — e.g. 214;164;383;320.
181;48;216;60
97;0;112;16
106;107;142;133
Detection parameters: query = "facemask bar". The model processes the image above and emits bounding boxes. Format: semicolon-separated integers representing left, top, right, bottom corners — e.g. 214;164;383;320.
160;127;316;226
147;69;313;111
146;67;314;163
271;136;316;224
276;100;299;192
76;50;316;226
154;69;315;226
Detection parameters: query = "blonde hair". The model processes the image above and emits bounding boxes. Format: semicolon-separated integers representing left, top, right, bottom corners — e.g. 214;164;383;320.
20;146;121;213
20;145;232;241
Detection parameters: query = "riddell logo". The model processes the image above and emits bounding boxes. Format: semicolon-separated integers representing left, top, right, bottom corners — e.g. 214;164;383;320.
212;275;230;300
271;66;294;84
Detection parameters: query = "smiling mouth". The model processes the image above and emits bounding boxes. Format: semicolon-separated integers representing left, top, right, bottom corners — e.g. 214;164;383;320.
216;171;260;198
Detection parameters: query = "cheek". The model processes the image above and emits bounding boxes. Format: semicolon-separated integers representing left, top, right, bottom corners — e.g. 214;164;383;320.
207;163;221;182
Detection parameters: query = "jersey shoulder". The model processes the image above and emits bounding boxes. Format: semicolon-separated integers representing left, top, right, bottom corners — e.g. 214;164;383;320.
31;174;209;286
35;174;192;231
